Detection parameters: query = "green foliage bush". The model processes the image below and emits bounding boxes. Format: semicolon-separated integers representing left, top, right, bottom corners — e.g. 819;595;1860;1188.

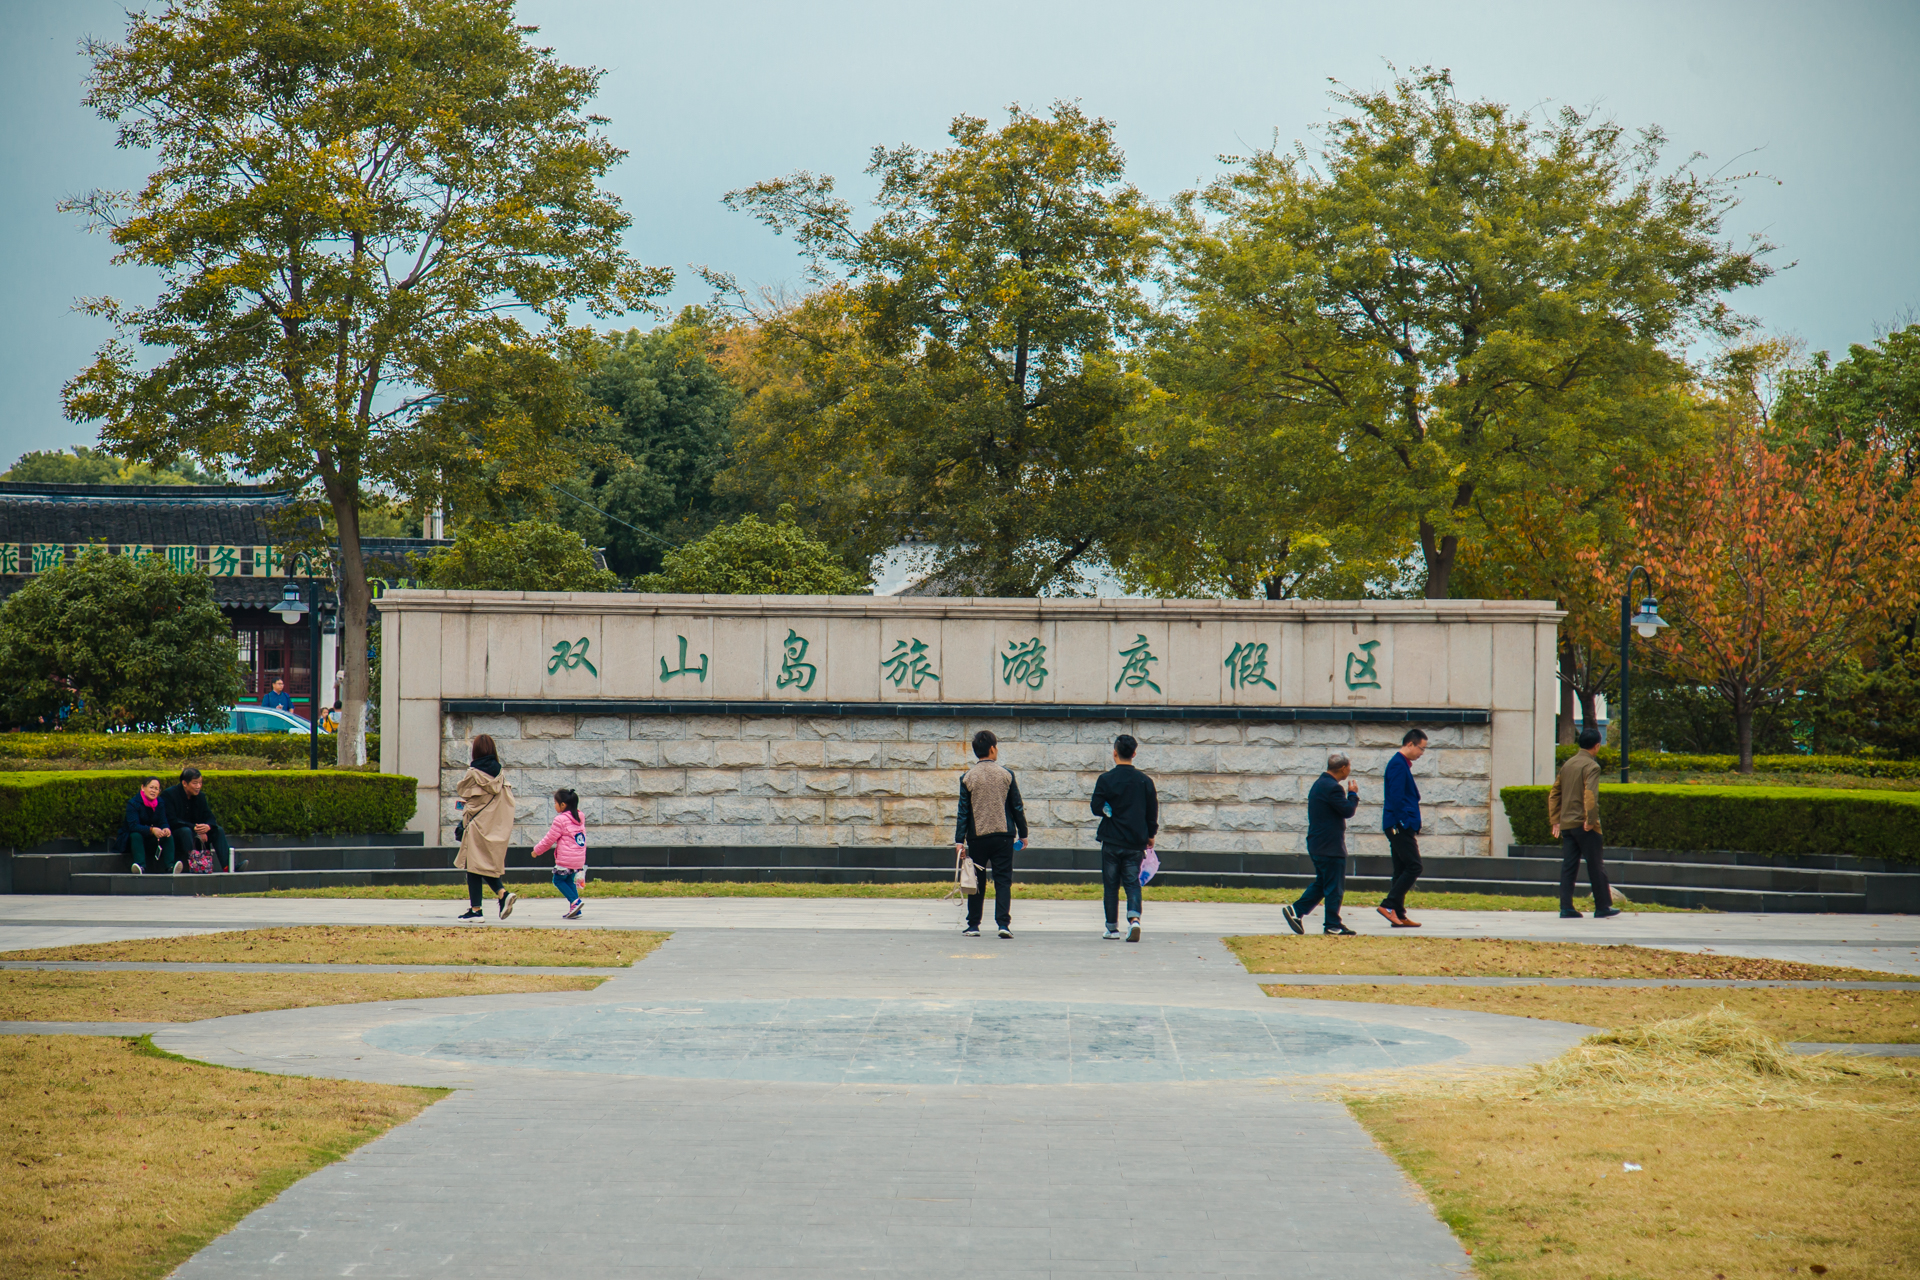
633;510;868;594
0;733;380;765
0;770;417;850
0;550;241;730
1550;744;1920;779
1501;783;1920;864
419;519;620;592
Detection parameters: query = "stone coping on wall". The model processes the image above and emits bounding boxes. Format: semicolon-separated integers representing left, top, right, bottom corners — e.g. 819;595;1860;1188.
442;699;1491;723
380;590;1564;625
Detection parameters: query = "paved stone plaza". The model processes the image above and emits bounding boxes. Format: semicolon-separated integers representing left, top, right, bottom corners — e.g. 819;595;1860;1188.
4;899;1917;1277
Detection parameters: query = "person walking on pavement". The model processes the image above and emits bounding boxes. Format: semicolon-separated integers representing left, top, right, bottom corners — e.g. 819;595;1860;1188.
1549;728;1622;919
1284;752;1361;936
955;730;1028;939
454;734;518;922
1378;729;1428;927
1090;734;1158;942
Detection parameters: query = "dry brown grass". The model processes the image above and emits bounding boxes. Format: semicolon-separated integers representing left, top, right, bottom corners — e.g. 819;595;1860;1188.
1269;983;1920;1043
0;1035;445;1280
1347;1010;1920;1279
7;925;667;968
1226;934;1904;980
0;969;604;1023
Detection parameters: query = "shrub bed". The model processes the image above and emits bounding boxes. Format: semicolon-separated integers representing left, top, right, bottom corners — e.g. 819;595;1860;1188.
1550;744;1920;778
1501;783;1920;864
0;770;417;850
0;732;380;766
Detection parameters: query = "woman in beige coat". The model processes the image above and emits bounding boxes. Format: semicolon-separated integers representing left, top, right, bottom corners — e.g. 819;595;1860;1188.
454;734;518;921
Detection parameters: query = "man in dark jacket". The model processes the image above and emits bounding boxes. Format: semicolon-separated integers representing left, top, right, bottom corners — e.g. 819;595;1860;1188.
955;729;1028;938
1284;752;1361;936
162;767;231;873
1090;734;1158;942
1378;729;1428;927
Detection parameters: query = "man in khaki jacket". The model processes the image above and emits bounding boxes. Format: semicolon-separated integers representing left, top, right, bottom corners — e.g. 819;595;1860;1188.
1547;727;1621;920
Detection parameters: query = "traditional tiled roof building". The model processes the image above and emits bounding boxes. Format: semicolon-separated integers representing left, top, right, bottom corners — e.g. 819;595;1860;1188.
0;481;447;720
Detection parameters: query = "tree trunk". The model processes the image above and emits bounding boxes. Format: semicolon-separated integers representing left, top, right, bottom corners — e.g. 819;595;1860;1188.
320;469;372;769
1558;641;1577;744
1578;688;1599;735
1735;699;1756;774
1417;519;1456;599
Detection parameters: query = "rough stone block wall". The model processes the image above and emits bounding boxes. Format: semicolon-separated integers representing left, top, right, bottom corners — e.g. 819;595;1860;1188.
442;714;1493;856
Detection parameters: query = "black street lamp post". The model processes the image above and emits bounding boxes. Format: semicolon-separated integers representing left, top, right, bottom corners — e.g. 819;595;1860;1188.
1618;566;1670;784
273;581;321;770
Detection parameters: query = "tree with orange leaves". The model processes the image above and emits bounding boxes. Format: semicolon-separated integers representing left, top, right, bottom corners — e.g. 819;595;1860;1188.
1609;399;1920;771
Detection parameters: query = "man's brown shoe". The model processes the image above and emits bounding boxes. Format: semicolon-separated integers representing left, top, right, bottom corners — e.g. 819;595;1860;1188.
1376;905;1400;926
1392;912;1421;927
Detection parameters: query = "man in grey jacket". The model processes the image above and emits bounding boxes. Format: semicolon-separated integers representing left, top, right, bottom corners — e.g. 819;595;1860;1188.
955;729;1028;938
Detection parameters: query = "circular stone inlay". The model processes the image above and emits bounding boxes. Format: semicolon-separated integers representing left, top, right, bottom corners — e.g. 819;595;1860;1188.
364;999;1468;1084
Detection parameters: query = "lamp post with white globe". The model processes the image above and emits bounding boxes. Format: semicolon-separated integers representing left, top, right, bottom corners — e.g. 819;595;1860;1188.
1618;566;1670;784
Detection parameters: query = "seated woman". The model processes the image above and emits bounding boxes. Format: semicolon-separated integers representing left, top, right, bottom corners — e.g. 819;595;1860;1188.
113;777;174;875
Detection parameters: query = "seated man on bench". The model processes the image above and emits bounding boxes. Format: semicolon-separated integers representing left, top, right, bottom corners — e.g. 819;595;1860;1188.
161;767;232;873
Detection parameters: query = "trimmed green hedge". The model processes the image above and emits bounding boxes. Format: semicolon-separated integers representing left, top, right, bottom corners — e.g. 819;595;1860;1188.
0;732;380;765
1550;744;1920;779
0;770;417;850
1501;783;1920;864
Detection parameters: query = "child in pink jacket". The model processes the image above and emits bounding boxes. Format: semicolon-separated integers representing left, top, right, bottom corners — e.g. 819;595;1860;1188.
530;787;588;919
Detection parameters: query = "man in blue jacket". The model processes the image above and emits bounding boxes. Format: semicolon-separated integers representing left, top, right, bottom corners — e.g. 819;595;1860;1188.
1283;752;1361;936
1378;728;1428;927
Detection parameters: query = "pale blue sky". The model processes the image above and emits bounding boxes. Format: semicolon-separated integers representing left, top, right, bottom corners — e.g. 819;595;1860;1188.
3;0;1916;464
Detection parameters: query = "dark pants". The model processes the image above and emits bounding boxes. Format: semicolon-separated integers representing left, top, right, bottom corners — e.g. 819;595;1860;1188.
1382;828;1423;912
1294;850;1347;927
170;822;231;872
467;872;505;909
1101;844;1144;926
966;834;1015;929
125;830;174;874
1559;829;1613;911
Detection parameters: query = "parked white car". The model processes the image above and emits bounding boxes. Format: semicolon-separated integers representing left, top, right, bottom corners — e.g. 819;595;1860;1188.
210;705;311;734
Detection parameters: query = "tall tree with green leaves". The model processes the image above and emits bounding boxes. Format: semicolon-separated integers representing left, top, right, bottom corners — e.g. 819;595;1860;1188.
1156;69;1771;597
718;103;1156;596
61;0;667;764
582;311;743;575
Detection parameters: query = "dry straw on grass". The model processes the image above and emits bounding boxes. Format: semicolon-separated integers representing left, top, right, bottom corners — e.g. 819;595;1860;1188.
1349;1009;1920;1279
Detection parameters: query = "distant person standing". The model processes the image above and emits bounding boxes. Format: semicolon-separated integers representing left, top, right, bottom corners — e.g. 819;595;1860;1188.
1090;734;1157;942
1283;752;1360;936
261;678;293;713
1549;728;1622;920
955;729;1028;939
1378;729;1428;927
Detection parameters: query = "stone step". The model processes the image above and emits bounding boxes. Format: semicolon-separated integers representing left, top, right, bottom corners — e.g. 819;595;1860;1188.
62;865;1868;913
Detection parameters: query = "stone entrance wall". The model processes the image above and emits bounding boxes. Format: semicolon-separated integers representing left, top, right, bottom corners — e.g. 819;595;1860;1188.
442;710;1493;858
383;592;1558;855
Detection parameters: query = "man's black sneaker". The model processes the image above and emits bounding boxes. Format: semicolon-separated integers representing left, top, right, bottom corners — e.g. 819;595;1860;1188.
998;926;1013;939
1282;904;1304;935
1560;908;1584;918
498;892;518;920
1595;907;1623;919
1324;924;1358;936
457;908;483;921
962;926;981;937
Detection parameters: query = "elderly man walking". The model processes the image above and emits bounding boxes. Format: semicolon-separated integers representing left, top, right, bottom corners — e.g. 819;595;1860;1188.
955;729;1028;939
1284;752;1361;936
1549;728;1623;920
